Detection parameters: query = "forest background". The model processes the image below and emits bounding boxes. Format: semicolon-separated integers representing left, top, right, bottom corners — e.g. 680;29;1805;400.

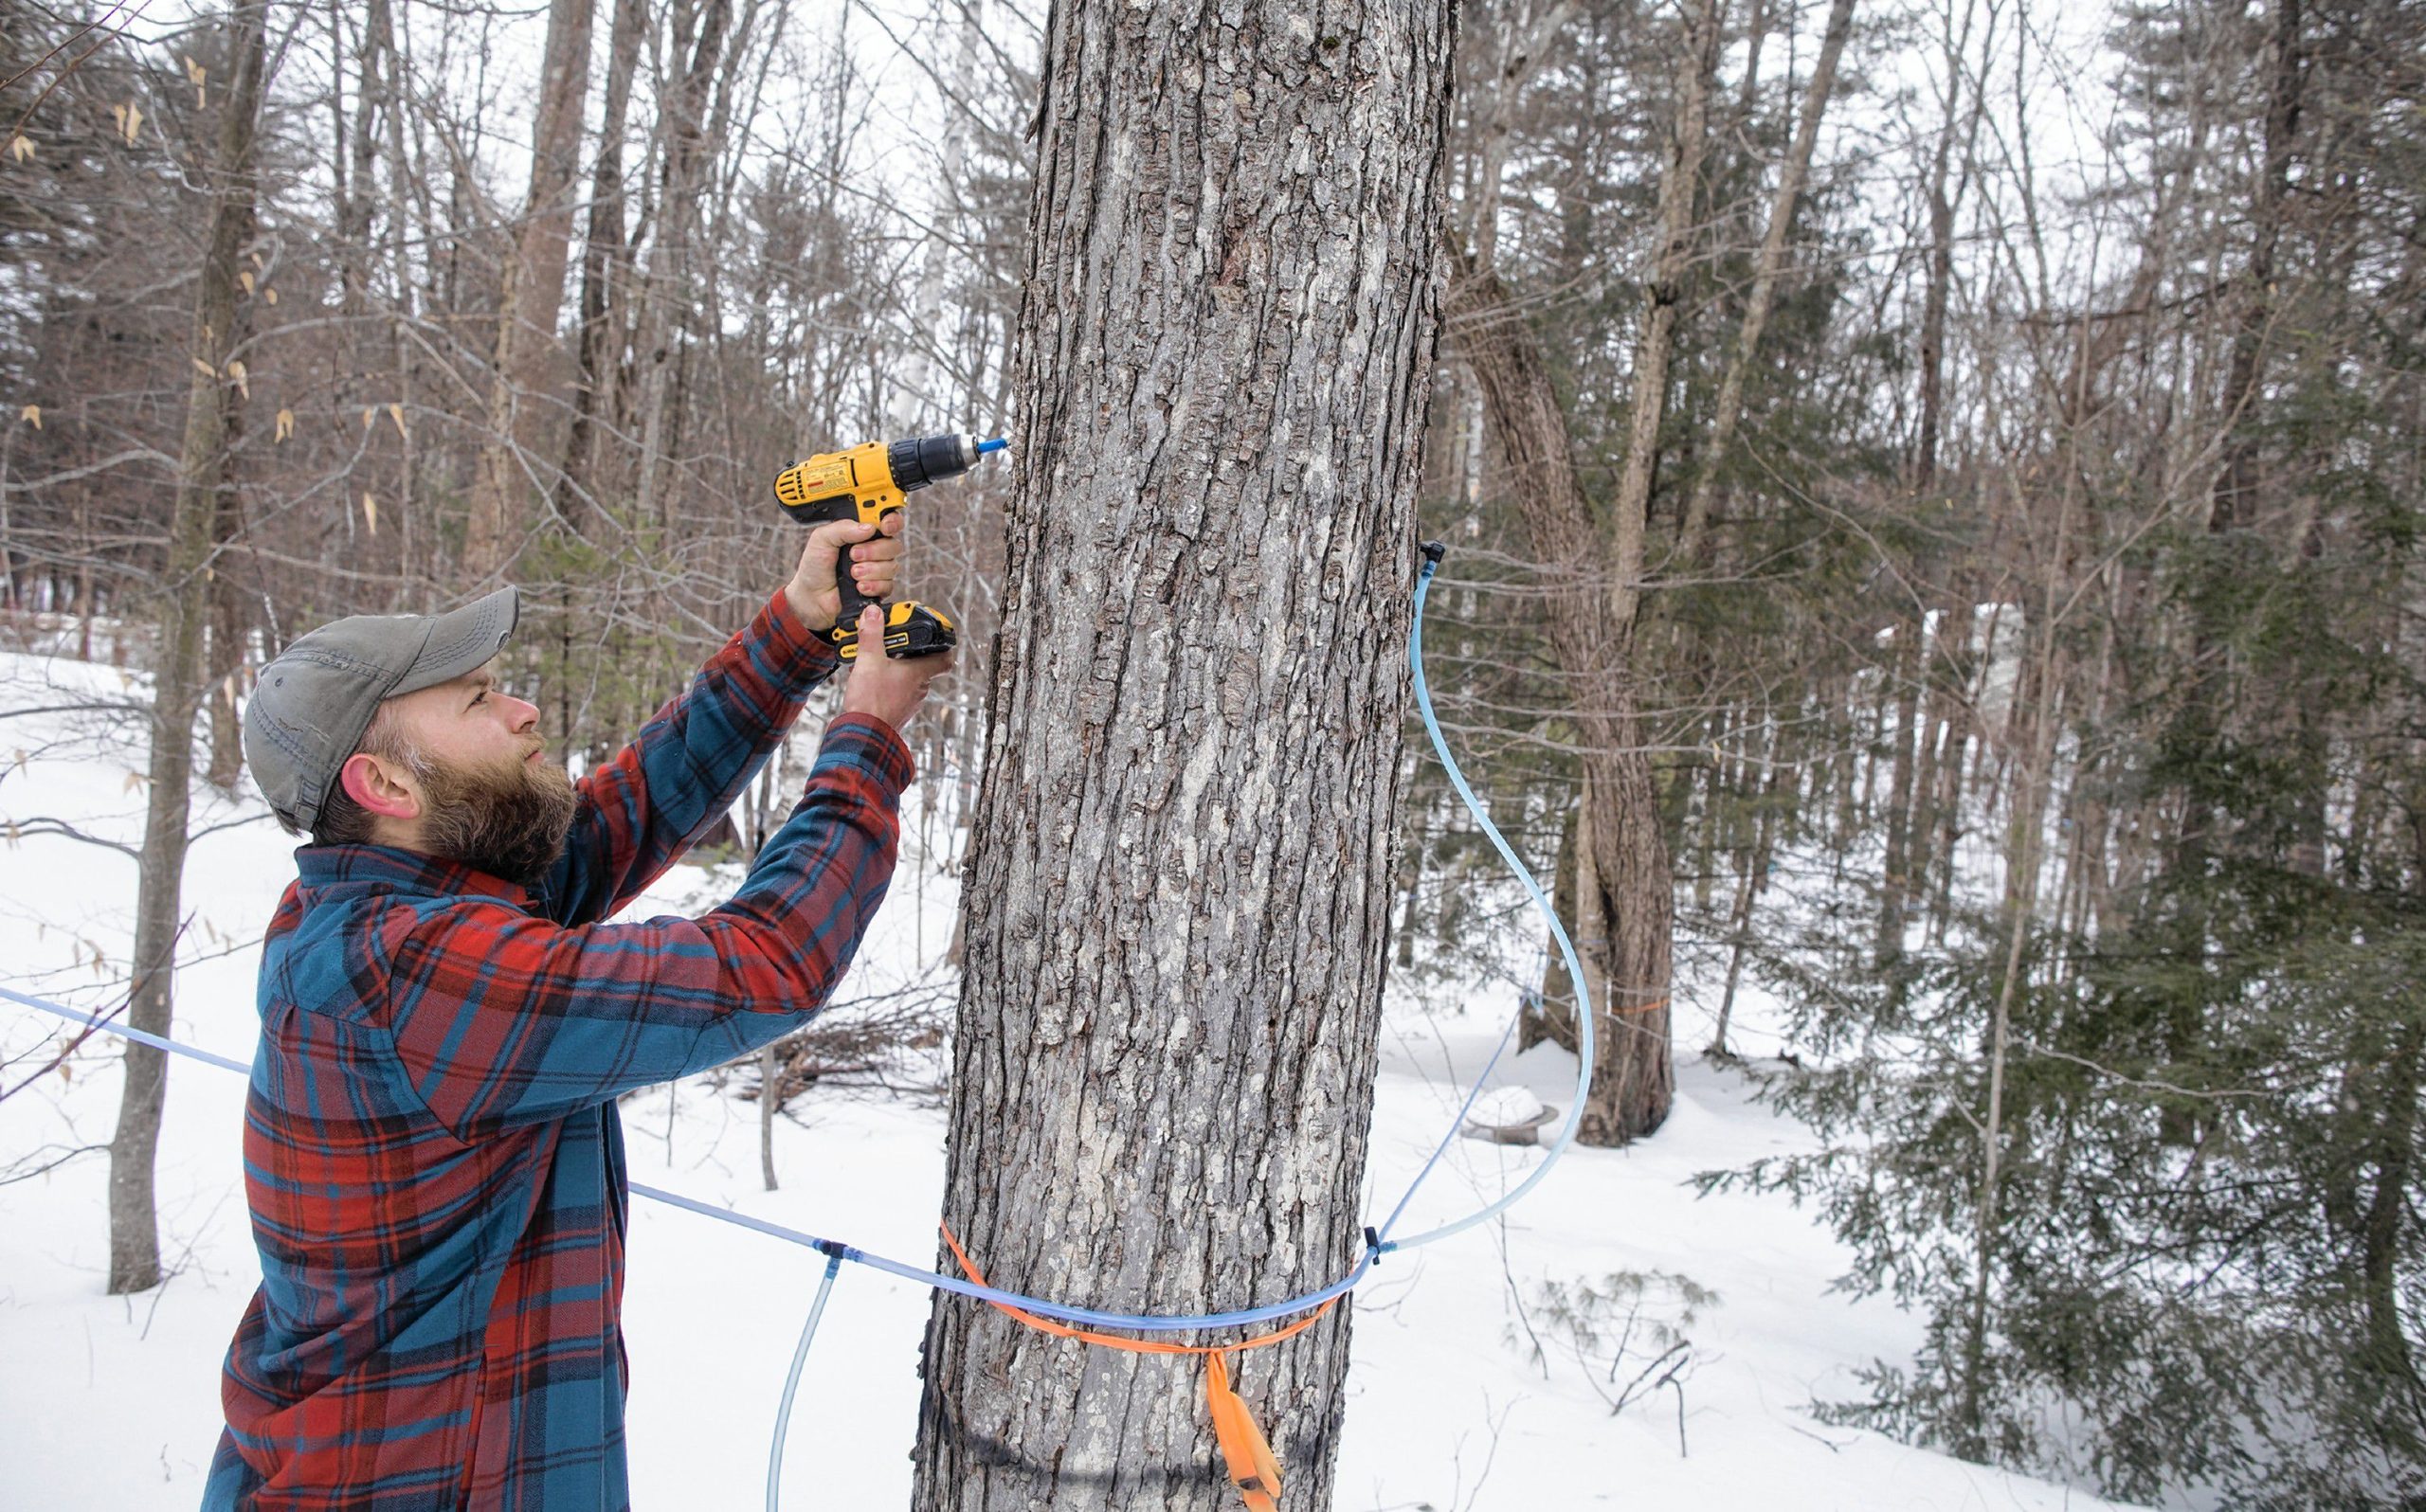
1;0;2420;1504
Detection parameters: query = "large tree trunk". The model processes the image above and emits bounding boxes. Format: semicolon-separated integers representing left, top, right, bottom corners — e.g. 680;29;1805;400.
1448;252;1676;1143
1441;0;1719;1144
463;0;595;583
109;0;268;1295
908;0;1454;1503
1580;0;1724;1141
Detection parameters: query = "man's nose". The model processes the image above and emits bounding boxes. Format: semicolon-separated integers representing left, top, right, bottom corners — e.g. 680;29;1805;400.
505;693;540;732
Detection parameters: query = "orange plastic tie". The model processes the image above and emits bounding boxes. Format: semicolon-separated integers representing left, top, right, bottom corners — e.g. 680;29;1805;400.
1206;1350;1283;1511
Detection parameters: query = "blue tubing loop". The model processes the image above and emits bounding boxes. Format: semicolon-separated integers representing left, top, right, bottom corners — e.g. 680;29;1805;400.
1378;548;1597;1253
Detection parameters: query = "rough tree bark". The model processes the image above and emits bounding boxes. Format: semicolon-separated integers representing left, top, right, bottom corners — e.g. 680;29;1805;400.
907;0;1455;1504
109;0;268;1295
463;0;593;583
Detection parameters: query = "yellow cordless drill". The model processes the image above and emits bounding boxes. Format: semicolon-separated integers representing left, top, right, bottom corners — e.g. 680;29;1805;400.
772;433;1005;659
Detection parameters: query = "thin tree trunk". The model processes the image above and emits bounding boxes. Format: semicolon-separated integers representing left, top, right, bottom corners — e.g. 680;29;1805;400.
1691;746;1721;915
110;0;268;1295
2160;0;2305;1142
910;0;1453;1502
1955;632;2064;1449
1526;801;1583;1053
1675;0;1857;569
1;413;21;614
2209;0;2303;538
1607;0;1722;635
76;496;93;661
463;0;595;583
1712;746;1780;1057
1466;0;1578;271
1956;180;2103;1434
2358;1009;2426;1427
366;0;422;587
553;0;645;542
631;0;733;531
1876;616;1924;965
1885;0;1981;961
204;437;249;790
888;0;982;433
1736;0;1769;117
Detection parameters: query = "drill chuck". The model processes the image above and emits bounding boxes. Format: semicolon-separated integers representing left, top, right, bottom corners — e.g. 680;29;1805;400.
887;433;984;492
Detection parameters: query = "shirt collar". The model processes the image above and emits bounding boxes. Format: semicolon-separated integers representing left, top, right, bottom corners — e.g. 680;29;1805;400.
292;843;534;908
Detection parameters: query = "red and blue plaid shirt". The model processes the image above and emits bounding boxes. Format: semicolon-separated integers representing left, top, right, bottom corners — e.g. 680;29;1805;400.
203;592;910;1510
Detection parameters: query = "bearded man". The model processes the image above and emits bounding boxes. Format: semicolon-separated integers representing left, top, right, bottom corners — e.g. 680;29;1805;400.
202;514;948;1510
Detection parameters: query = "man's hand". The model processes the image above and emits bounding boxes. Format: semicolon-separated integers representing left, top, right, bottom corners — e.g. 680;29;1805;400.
839;607;954;731
785;513;907;633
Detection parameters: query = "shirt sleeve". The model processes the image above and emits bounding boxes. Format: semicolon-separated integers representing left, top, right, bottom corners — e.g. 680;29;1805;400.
380;713;913;1141
540;590;840;928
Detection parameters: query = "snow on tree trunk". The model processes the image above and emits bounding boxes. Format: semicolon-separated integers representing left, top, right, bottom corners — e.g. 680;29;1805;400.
907;0;1454;1504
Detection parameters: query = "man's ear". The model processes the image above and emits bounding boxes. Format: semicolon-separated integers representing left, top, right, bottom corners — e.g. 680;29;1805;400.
338;750;420;819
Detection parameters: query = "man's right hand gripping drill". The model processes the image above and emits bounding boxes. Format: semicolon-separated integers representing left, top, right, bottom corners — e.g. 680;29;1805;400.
782;513;953;731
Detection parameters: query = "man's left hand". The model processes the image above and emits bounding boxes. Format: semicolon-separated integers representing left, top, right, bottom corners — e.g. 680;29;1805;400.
786;512;907;633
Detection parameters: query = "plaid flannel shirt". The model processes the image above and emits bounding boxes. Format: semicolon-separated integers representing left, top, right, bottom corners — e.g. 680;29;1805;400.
202;591;910;1511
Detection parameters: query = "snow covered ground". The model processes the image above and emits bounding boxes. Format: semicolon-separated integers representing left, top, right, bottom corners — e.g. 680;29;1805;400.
0;643;2138;1510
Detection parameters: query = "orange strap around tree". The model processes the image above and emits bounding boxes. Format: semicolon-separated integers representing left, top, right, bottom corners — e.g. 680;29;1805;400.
937;1218;1336;1512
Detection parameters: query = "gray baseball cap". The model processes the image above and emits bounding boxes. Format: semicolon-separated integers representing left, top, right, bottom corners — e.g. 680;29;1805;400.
244;586;519;833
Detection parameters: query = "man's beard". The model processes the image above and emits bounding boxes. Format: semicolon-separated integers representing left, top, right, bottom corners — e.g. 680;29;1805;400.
416;748;579;888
